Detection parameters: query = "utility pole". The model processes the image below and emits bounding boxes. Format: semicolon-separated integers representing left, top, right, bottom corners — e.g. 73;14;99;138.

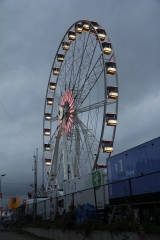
33;148;38;221
0;174;6;209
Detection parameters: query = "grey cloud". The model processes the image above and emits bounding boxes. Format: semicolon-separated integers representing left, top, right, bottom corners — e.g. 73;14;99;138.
0;0;160;206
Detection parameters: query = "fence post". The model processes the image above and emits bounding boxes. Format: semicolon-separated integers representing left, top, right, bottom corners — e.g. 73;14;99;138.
44;200;46;222
72;193;74;210
129;178;133;208
56;196;58;215
94;187;98;218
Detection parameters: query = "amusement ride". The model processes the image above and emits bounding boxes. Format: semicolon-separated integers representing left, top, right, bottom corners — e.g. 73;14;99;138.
42;19;118;191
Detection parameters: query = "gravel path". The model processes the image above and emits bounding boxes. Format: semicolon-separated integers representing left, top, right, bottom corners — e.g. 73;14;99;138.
0;230;49;240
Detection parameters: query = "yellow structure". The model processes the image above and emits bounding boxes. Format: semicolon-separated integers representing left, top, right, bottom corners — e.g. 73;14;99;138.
10;197;19;209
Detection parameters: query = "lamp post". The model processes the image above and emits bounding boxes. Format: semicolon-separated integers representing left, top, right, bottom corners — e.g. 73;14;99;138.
0;174;6;208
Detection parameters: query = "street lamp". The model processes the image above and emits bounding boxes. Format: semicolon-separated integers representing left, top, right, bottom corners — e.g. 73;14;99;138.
0;174;6;208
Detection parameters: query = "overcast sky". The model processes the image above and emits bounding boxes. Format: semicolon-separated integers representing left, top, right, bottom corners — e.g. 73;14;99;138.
0;0;160;207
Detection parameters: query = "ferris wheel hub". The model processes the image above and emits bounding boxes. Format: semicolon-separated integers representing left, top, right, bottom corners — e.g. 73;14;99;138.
63;102;70;123
58;106;63;120
58;90;75;134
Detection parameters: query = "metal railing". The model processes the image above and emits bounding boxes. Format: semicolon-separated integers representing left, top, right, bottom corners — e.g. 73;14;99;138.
15;170;160;225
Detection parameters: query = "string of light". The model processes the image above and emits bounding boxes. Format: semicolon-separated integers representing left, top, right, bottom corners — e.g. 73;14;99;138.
0;150;34;161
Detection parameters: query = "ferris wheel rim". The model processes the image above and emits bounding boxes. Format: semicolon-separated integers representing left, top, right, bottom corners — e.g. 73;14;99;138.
43;19;118;186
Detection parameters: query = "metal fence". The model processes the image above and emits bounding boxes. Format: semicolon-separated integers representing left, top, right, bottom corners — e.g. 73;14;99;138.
17;170;160;225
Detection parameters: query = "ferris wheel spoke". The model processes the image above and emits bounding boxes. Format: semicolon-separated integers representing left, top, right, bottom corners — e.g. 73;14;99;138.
74;53;104;108
57;34;86;92
69;39;76;90
70;30;91;90
49;134;61;184
51;115;58;122
48;92;61;106
64;40;84;68
72;34;98;95
65;39;88;92
86;106;99;138
70;124;92;176
58;34;97;95
75;100;117;115
55;51;78;95
58;47;84;93
73;121;98;158
74;116;99;149
59;45;94;93
73;127;81;177
55;145;63;188
77;119;97;171
71;123;95;174
77;36;97;92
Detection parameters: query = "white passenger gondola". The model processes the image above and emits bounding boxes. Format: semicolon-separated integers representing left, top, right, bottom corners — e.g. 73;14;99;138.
75;22;83;34
102;41;112;55
57;53;65;62
68;30;76;41
47;97;53;105
44;143;50;151
97;28;106;41
107;85;118;99
62;41;70;50
90;20;98;34
106;113;117;126
45;113;51;120
53;67;60;76
82;20;90;32
50;82;56;90
102;140;113;153
45;158;51;166
44;128;50;136
106;61;116;75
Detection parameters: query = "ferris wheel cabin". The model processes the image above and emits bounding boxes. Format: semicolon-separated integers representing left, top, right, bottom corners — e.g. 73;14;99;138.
106;113;117;126
44;143;50;151
57;53;65;62
75;22;83;34
44;128;50;136
106;61;116;75
47;97;53;105
45;112;51;120
97;164;107;169
102;41;112;55
107;85;118;99
45;158;51;166
102;140;113;153
68;30;76;41
50;82;56;90
90;20;98;34
53;67;60;76
97;28;106;41
62;41;70;50
82;20;90;32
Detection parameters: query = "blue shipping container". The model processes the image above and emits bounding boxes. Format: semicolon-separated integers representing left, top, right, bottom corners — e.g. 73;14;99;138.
107;137;160;201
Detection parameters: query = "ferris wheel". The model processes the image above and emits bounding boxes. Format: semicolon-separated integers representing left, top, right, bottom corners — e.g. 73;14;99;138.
43;20;118;189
